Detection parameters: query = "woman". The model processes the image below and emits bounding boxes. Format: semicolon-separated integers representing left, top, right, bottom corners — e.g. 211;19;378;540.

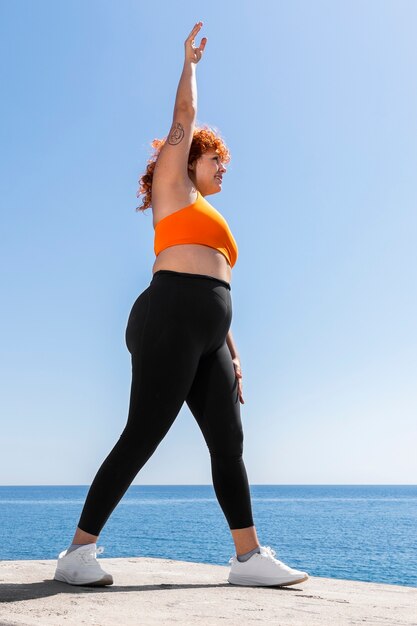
54;21;309;588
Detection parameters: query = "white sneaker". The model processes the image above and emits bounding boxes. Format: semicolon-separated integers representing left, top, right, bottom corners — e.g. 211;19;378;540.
228;545;309;587
54;543;113;586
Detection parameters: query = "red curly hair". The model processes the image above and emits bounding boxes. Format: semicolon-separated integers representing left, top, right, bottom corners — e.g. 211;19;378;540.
135;124;231;213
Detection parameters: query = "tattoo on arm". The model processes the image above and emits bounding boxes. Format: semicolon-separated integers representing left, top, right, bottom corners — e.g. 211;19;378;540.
168;122;185;145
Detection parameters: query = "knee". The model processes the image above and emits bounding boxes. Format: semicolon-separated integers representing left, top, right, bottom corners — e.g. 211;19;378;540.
209;437;244;460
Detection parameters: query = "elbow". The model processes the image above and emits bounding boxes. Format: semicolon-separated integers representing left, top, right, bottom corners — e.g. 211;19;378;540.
175;101;196;115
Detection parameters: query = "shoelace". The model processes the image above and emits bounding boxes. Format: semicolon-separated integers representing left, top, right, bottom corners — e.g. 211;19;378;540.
262;546;277;560
228;545;283;566
261;546;292;569
78;545;105;564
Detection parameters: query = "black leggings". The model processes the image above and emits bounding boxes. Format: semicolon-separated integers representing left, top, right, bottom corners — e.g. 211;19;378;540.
77;269;255;536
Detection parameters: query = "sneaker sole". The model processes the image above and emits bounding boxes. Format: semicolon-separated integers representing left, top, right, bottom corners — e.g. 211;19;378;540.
54;571;113;586
228;573;309;587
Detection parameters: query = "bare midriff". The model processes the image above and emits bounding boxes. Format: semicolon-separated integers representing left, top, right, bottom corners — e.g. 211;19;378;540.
152;244;232;284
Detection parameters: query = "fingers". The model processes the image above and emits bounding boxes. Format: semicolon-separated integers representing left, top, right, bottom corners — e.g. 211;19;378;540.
236;373;244;403
238;383;244;404
187;21;203;43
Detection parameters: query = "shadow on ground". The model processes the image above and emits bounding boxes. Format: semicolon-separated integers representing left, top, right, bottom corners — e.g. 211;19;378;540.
0;579;304;603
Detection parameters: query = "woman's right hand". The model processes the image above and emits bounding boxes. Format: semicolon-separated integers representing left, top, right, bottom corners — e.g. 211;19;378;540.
184;21;207;64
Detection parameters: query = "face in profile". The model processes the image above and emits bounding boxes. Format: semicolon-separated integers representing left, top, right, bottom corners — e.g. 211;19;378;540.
188;149;227;196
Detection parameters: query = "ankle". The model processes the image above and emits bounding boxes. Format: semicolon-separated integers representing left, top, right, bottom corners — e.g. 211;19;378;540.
71;527;99;545
236;543;261;557
236;545;261;562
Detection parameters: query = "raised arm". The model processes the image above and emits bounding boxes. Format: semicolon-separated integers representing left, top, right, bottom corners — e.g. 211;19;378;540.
175;20;206;108
153;22;207;188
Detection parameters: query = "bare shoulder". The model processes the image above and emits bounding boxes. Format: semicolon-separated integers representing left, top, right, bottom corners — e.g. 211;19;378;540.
152;179;198;228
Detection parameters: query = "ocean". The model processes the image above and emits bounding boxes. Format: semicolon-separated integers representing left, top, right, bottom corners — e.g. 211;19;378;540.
0;484;415;587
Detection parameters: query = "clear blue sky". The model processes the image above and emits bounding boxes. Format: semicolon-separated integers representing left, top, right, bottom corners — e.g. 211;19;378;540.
1;0;416;485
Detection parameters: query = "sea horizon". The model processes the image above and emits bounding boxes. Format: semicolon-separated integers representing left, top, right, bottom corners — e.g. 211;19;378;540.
1;483;415;487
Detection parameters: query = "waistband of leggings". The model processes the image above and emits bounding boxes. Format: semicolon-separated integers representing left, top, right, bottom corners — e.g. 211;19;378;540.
151;269;231;290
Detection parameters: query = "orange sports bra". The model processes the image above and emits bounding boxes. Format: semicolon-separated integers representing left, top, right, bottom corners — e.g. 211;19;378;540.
154;190;238;268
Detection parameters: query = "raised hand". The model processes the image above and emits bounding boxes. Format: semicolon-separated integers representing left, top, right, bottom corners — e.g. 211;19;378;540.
184;21;207;64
